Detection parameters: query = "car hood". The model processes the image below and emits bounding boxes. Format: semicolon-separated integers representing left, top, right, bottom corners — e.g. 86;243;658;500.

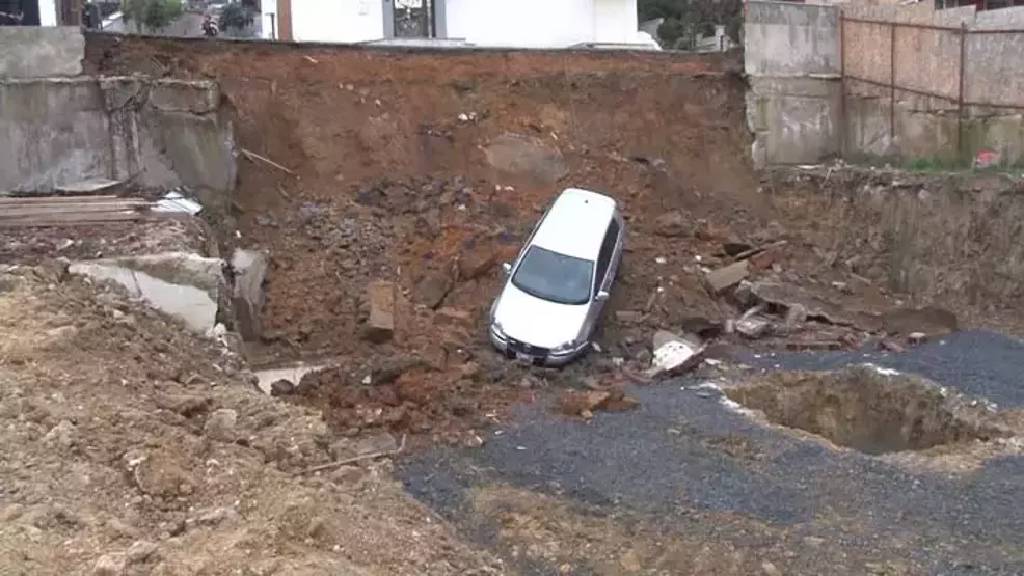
493;284;589;349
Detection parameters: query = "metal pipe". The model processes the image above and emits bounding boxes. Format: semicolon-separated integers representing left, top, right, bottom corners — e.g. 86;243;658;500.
839;10;846;158
958;22;967;163
890;24;897;143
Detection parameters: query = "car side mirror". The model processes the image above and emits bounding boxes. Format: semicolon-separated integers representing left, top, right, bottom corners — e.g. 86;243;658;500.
502;262;512;276
595;290;610;302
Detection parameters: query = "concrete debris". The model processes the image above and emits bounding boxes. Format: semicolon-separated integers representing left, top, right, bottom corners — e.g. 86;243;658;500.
882;306;958;338
364;281;396;343
736;317;771;339
783;303;808;326
647;330;704;378
615;310;644;324
749;281;853;327
231;249;269;341
704;260;749;294
253;363;329;395
152;190;203;215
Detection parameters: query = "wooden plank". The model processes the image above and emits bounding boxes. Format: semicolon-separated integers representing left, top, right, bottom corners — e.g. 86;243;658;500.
0;211;142;227
0;204;150;217
0;195;121;204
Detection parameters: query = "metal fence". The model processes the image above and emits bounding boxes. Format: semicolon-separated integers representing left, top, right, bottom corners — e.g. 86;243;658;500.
840;14;1024;157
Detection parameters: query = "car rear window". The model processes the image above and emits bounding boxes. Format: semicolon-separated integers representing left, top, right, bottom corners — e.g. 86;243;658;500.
512;246;594;305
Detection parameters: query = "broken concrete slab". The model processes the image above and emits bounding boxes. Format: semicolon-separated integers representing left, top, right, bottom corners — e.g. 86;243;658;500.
231;249;268;341
253;362;329;395
69;252;223;333
704;260;749;294
364;281;396;343
647;330;704;378
881;306;958;338
749;281;856;327
736;316;771;339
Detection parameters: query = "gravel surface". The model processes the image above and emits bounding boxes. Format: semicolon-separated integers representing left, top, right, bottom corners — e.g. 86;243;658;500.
738;330;1024;407
401;329;1024;574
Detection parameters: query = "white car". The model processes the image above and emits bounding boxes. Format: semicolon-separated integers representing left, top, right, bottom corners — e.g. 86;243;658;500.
489;188;625;366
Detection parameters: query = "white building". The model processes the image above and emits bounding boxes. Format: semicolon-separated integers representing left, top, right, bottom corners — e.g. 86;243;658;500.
262;0;656;48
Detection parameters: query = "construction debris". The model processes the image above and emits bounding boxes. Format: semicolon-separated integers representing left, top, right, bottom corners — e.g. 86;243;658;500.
704;260;749;294
647;330;704;378
364;281;397;343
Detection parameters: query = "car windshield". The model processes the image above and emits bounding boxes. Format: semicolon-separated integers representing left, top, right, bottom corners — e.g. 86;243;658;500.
511;246;594;305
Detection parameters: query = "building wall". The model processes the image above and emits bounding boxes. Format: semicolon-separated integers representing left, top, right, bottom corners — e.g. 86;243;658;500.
594;0;639;44
289;0;383;43
445;0;595;47
39;0;57;26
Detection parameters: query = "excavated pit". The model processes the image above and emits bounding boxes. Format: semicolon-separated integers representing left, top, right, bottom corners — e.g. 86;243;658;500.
724;366;1007;455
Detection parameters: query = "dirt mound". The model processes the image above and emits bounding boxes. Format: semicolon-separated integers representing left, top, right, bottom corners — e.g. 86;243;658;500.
0;265;502;575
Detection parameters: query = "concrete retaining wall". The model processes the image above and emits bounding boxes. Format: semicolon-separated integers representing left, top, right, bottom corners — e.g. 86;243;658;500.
745;1;841;167
0;76;235;194
0;27;84;79
747;1;1024;167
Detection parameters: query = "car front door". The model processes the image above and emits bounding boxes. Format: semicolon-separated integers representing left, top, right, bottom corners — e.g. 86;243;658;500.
582;216;623;340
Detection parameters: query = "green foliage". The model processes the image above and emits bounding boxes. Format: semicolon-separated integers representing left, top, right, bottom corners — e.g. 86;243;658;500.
640;0;743;49
219;2;253;32
123;0;182;31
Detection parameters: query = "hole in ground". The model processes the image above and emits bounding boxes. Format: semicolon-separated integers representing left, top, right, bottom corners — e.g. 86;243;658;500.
724;366;1007;455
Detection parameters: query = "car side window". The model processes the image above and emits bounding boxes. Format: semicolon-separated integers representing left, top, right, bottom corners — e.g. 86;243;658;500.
594;218;621;295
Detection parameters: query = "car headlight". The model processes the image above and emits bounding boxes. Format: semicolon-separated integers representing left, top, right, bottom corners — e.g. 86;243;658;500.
491;320;506;337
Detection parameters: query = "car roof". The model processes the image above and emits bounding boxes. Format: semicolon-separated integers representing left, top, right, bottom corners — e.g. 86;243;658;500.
530;188;617;261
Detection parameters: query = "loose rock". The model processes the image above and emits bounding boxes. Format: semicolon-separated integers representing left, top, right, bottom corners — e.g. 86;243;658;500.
204;409;239;442
704;261;749;295
364;281;396;343
653;211;691;238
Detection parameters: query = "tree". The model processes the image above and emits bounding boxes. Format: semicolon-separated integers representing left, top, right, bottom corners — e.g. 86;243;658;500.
640;0;743;48
219;2;253;33
123;0;183;32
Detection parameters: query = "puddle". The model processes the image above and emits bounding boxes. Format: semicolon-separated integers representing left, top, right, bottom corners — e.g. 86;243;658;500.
70;262;216;332
724;366;1006;455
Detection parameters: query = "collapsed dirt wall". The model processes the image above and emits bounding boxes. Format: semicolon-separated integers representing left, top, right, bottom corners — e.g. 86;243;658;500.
85;35;757;357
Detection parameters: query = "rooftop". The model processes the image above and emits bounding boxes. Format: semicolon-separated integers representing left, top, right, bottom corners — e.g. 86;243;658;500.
531;188;617;261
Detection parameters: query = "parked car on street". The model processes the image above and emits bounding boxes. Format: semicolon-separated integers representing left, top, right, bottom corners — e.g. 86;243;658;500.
489;188;624;366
